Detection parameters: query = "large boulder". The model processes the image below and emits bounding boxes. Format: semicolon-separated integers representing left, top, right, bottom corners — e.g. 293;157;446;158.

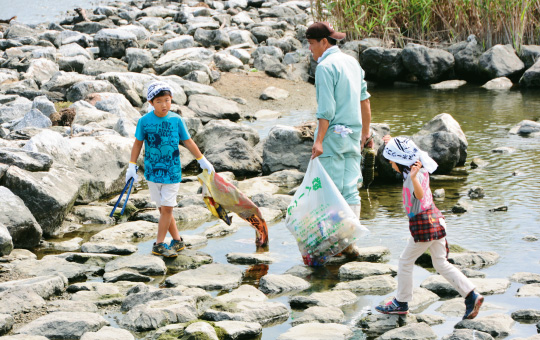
154;47;214;74
94;28;137;58
519;45;540;68
66;80;118;102
413;113;468;171
449;36;484;81
23;58;59;86
360;47;404;82
96;72;156;107
10;109;52;131
262;125;312;175
401;44;454;83
187;94;241;123
125;48;154;72
0;95;32;124
520;59;540;88
194;119;259;151
0;186;43;247
194;28;231;49
15;312;108;339
478;44;525;80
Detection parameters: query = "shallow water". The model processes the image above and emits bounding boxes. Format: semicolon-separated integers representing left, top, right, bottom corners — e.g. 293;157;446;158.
34;84;540;339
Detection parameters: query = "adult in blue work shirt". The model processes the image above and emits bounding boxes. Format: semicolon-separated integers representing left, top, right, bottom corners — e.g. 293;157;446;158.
307;22;372;256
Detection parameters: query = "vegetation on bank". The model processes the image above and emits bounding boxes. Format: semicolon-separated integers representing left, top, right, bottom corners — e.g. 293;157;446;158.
310;0;540;51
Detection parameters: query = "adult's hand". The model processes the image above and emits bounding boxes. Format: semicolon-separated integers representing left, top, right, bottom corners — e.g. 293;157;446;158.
362;133;374;149
312;141;323;159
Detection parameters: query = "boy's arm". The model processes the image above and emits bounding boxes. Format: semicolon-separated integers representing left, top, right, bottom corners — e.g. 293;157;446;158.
182;138;203;159
130;139;143;163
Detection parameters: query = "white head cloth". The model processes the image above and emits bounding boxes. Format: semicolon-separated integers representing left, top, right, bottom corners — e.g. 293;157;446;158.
146;81;174;112
383;137;438;174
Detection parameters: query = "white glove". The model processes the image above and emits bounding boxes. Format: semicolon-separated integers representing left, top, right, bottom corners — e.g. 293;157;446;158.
197;156;214;175
125;163;138;184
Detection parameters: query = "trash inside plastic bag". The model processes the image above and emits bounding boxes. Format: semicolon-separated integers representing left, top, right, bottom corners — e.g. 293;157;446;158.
198;170;269;246
285;158;369;266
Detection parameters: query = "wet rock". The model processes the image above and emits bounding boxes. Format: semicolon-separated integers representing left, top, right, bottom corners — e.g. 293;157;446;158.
455;313;514;339
467;186;485;199
0;274;67;299
478;44;525;80
41;237;83;252
105;254;167;276
59;252;118;268
461;268;486;278
0;223;13;256
471;157;488;168
215;284;267;304
333;275;396;295
227;252;275;265
338;262;397;280
441;329;495;340
0;186;42;248
291;306;344;326
11;109;52;131
89;220;157;243
163;249;213;272
203;219;240;238
81;241;137;255
69;282;126;306
378;322;437;340
492;146;516;154
184;321;218;340
510;272;540;284
46;300;98;313
165;263;243;290
289;290;357;309
522;235;538;242
0;314;14;335
450;36;484;81
188;94;241;123
259;274;310;294
488;205;508;212
421;276;510;296
360;47;404;82
520;59;540;88
80;326;134;340
431;80;467;89
433;188;445;199
413;113;468;169
482;77;513;90
214;320;262;339
358;314;418;338
120;296;198;331
401;44;454;83
262;125;312;174
509;120;540;136
94;28;137;58
516;283;540;297
15;312;108;339
449;251;499;268
260;86;289;100
452;197;471;213
511;309;540;322
277;322;352;340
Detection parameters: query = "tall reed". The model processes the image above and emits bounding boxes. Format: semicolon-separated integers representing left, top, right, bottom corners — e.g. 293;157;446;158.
310;0;540;50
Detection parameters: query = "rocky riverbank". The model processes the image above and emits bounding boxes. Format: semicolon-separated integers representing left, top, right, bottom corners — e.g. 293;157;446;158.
1;0;540;339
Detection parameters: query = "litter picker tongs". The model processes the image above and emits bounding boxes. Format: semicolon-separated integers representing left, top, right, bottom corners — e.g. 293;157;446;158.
109;177;134;217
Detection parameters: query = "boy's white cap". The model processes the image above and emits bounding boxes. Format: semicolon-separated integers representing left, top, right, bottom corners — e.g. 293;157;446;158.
383;136;438;174
147;81;174;102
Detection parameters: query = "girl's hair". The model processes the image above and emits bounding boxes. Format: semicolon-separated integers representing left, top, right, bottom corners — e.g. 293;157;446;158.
151;90;172;100
395;162;410;177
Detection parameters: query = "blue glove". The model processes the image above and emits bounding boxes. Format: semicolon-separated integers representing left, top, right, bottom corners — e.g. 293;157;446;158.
125;162;138;184
197;156;214;175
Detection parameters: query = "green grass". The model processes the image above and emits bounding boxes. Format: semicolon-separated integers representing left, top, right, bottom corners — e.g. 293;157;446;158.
54;101;73;112
310;0;540;50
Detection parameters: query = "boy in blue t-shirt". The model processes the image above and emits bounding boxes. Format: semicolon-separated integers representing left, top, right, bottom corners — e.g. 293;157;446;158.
126;81;214;257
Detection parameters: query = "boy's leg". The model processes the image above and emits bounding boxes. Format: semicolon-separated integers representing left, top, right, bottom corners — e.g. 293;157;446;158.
396;237;432;302
157;206;174;243
429;238;475;297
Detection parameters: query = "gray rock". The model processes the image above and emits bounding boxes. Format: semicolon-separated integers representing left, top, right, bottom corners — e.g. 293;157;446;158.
80;326;134;340
194;116;258;152
482;77;513;90
479;44;525;79
452;197;472;213
82;58;128;76
378;322;437;340
105;254;167;276
260;86;289;100
0;313;14;335
461;268;486;278
0;147;52;171
54;30;90;48
81;241;137;255
66;80;118;102
253;54;282;72
89;91;142;121
205;137;262;176
433;188;445;198
0;95;33;124
46;300;98;313
184;70;211;85
421;276;510;296
455;313;514;339
121;286;209;312
333;275;396;295
448;251;500;268
194;28;231;48
523;235;538;242
250;26;280;43
338;262;397;280
468;186;485;199
23;58;59;86
267;36;302;54
214;320;262;339
71;205;116;225
31;95;56;117
162;60;212;79
188;94;241;123
42;71;91;94
0;223;13;256
229;48;251;64
511;309;540;322
90;220;157;243
58;43;92;59
509;120;540;136
229;30;257;46
163;35;195;53
0;289;45;315
361;47;404;82
163;249;213;272
103;270;152;283
358;314;417;338
277;322;353;340
0;335;49;340
262;124;312;174
12;255;95;282
519;45;540;68
289;290;357;309
431;80;467;89
165;263;243;290
227;252;275;265
154;47;214;74
94;28;137;58
491;146;515;154
203;299;289;326
0;274;67;299
73;21;111;35
125;48;154;72
415;314;445;326
401;44;454;83
450;37;484;81
214;52;243;71
11;109;52;131
291;306;345;326
0;186;43;248
517;283;540;297
120;295;198;331
251;192;291;211
95;72;155;107
259;274;310;294
441;329;495;340
510;272;540;284
16;312;108;339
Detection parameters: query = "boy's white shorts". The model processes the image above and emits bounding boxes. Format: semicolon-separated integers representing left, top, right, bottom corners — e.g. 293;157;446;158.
148;181;180;207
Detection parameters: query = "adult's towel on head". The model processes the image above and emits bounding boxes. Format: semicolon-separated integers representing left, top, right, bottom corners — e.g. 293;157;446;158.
198;170;269;246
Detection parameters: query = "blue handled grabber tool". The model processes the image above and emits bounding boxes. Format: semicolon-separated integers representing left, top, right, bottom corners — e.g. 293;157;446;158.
110;177;134;217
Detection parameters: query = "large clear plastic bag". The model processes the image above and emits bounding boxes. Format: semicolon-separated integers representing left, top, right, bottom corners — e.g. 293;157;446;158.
285;158;369;266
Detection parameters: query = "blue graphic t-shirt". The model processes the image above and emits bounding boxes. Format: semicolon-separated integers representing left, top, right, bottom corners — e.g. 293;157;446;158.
135;111;191;184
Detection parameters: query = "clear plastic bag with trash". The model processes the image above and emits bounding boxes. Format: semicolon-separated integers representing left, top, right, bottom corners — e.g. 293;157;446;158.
285;158;369;266
198;170;269;247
